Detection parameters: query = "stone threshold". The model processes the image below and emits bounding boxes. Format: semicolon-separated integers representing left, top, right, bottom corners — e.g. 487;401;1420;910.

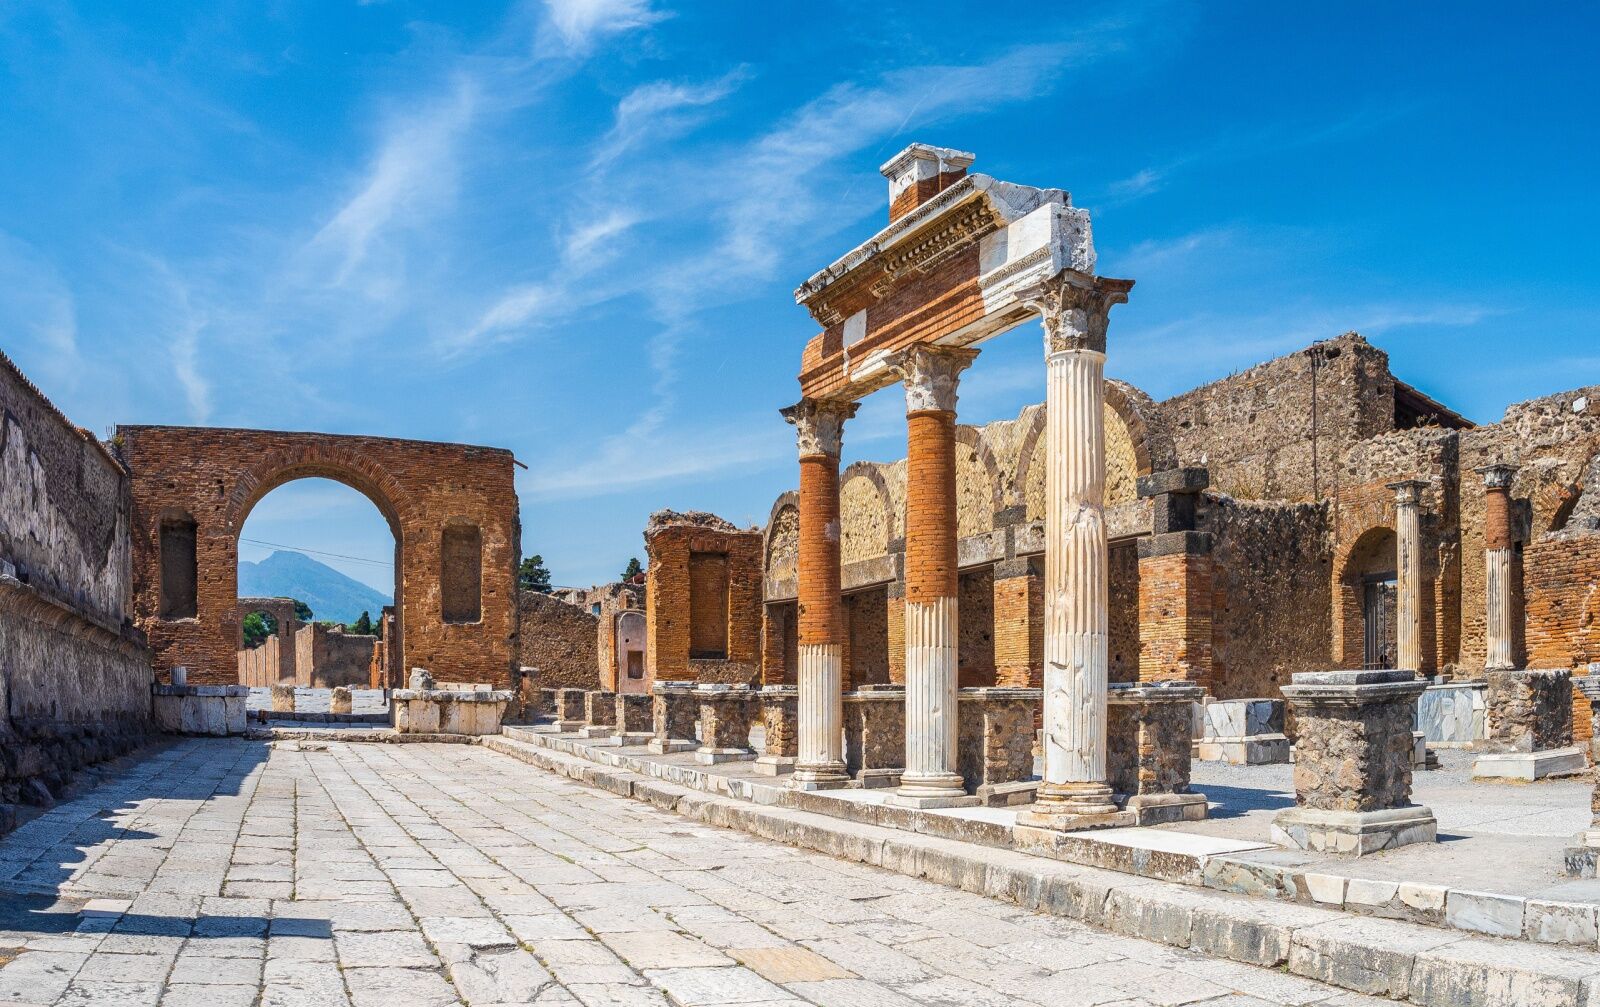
482;732;1600;1006
498;725;1600;954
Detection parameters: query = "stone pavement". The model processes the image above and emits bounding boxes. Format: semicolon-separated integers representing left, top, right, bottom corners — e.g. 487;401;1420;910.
0;739;1377;1007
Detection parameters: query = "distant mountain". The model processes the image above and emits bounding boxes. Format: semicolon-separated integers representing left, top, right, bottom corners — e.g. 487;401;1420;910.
238;551;392;626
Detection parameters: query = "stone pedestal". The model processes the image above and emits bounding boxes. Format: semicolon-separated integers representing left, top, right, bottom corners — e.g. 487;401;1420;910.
695;685;756;764
648;682;698;754
391;689;511;735
556;688;587;733
1416;680;1487;747
957;688;1041;805
755;686;798;776
1192;698;1291;765
615;692;653;742
536;687;558;720
1473;668;1582;781
580;690;617;739
1273;670;1435;856
844;687;907;789
1563;677;1600;876
1108;681;1208;824
153;685;249;736
330;687;353;715
270;684;296;714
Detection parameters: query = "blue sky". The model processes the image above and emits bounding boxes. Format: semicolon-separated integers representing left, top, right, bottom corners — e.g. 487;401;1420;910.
2;1;1596;592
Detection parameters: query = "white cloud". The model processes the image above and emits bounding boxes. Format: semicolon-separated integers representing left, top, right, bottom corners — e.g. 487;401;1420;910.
301;78;479;295
0;233;79;386
543;0;667;53
591;68;748;167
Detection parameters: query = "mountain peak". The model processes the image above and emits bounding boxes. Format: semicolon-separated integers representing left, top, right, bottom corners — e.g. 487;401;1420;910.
238;551;392;625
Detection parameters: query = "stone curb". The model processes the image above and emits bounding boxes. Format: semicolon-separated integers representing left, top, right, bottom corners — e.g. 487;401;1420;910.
502;726;1600;952
483;732;1600;1007
244;727;480;745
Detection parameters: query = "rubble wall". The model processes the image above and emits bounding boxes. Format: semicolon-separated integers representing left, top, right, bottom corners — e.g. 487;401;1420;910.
518;589;600;690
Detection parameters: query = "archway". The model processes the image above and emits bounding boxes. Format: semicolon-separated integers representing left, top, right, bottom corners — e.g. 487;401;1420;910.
237;478;398;689
118;425;520;686
1337;526;1399;669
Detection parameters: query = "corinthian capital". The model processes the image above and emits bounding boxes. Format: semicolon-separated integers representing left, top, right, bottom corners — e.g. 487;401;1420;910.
883;344;979;415
781;398;859;458
1017;269;1134;356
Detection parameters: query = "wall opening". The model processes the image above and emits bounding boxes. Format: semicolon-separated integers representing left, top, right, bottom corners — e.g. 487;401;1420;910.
159;515;198;619
1337;526;1398;670
688;551;730;659
441;523;483;624
844;585;889;689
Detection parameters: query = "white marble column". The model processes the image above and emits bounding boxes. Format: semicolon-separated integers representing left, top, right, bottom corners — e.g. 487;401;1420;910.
1478;464;1518;672
1017;270;1133;827
782;398;858;789
885;345;977;808
1389;480;1428;675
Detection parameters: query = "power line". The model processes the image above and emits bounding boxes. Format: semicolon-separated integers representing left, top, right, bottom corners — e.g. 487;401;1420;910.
240;538;393;568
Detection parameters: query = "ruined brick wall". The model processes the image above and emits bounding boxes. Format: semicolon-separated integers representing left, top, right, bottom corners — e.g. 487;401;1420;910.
115;425;519;687
1;351;151;820
1108;542;1140;683
1526;528;1600;671
293;624;375;688
581;581;644;691
1205;495;1333;698
843;586;889;689
1459;387;1600;672
517;589;600;690
645;511;761;685
237;635;283;687
957;567;995;687
993;572;1041;689
1157;334;1396;503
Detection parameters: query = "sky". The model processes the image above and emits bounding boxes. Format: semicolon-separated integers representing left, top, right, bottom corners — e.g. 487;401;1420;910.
2;1;1597;592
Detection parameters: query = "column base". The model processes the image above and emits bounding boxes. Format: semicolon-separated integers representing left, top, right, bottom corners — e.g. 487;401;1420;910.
578;726;615;739
1271;806;1437;856
556;720;586;734
889;772;974;808
1014;805;1137;832
694;747;756;765
616;732;654;747
1126;792;1209;825
1564;831;1600;877
886;791;981;810
1471;746;1586;782
646;739;696;754
751;755;796;776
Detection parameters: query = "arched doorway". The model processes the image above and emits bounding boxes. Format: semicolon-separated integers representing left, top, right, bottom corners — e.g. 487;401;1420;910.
1338;527;1398;669
238;478;398;688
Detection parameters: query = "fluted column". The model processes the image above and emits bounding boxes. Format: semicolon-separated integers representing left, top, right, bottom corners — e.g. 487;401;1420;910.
1388;480;1428;675
782;398;858;789
1478;464;1518;672
885;345;977;807
1017;270;1133;828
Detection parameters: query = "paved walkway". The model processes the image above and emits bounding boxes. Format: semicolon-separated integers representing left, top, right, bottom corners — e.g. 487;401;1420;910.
0;740;1374;1006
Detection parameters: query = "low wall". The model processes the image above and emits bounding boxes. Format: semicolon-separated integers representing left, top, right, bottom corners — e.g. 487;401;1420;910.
152;684;248;736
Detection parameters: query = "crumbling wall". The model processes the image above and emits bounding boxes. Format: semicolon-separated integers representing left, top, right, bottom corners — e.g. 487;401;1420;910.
645;511;762;685
517;589;600;690
293;624;375;688
1205;494;1333;698
0;351;151;826
1109;541;1140;683
237;635;284;687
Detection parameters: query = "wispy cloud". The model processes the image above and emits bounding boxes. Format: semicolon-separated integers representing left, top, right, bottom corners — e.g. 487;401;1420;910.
0;232;79;388
542;0;668;54
590;68;749;168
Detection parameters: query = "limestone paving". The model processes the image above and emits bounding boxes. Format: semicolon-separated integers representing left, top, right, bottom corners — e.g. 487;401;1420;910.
0;738;1371;1006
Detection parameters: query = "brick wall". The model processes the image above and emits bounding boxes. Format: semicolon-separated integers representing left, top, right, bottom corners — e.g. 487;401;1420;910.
117;425;519;687
1109;541;1140;683
1137;551;1213;689
843;586;890;689
645;512;762;684
992;573;1041;689
957;567;995;687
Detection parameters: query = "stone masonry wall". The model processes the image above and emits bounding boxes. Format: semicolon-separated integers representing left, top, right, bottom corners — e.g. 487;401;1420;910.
518;589;601;691
293;624;376;688
645;512;762;684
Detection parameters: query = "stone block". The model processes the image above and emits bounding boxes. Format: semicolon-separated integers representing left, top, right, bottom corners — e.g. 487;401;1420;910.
556;688;587;732
390;689;511;735
1472;746;1586;781
270;685;296;713
843;688;905;786
1485;667;1573;753
694;685;756;764
1524;900;1599;946
329;687;353;715
614;692;653;738
580;690;617;738
956;687;1039;791
1416;681;1487;746
1108;682;1205;821
1271;806;1437;856
1192;697;1290;765
1278;671;1428;821
755;686;797;775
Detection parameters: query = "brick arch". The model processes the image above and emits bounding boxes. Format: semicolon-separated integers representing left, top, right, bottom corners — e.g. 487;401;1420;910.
1015;384;1162;518
840;461;895;563
117;425;519;687
1332;523;1399;669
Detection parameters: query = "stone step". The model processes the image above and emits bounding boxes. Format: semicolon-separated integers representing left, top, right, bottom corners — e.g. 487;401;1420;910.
481;733;1600;1007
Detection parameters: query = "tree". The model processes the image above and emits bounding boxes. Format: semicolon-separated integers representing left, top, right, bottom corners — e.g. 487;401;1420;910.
352;611;374;636
621;557;642;580
293;599;313;623
241;610;277;649
518;554;552;592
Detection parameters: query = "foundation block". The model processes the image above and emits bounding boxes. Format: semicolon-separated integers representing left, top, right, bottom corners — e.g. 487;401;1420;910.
755;685;798;776
957;687;1041;801
844;686;906;788
580;690;617;739
694;685;756;764
648;682;698;753
1108;681;1207;825
555;688;587;733
1473;668;1579;781
614;691;654;742
1192;697;1290;765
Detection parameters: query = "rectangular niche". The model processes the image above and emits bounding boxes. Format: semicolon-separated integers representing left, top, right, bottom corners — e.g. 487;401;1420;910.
159;516;198;619
688;551;729;659
441;524;483;624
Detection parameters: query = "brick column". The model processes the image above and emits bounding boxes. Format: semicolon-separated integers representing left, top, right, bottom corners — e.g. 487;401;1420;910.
885;345;978;808
1135;468;1214;689
1478;464;1518;672
1388;480;1429;675
1015;271;1134;832
781;397;859;790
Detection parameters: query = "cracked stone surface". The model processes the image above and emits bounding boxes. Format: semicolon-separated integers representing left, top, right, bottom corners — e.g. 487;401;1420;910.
0;738;1364;1005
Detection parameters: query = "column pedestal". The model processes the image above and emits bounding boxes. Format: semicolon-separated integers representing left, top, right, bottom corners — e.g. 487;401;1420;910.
580;690;617;740
754;685;798;776
647;682;698;753
1272;670;1435;856
614;692;654;744
556;688;587;733
695;685;757;764
1108;681;1208;824
957;687;1043;806
844;686;907;789
1473;668;1582;781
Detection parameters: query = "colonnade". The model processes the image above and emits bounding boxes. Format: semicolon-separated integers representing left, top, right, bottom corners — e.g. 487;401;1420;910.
784;269;1132;824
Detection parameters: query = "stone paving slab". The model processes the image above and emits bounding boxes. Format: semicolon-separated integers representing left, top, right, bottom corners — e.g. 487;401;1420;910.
3;737;1400;1007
